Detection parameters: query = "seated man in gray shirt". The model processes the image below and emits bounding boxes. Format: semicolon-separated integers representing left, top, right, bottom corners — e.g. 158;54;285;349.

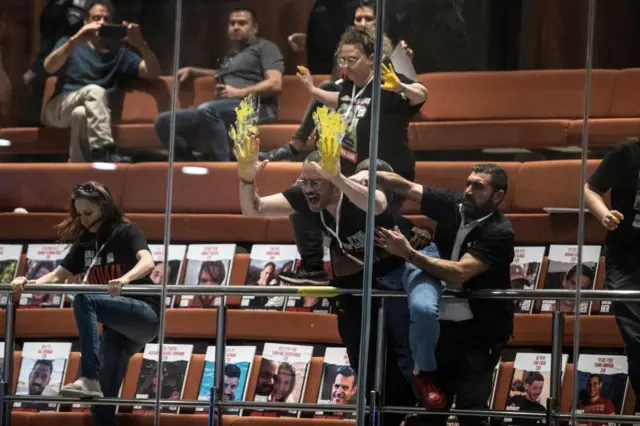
154;7;284;161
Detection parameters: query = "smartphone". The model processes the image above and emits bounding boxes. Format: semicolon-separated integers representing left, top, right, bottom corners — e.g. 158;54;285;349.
99;24;127;40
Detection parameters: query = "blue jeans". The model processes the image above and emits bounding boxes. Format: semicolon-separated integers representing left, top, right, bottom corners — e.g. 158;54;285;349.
155;99;239;161
72;294;159;426
378;242;445;374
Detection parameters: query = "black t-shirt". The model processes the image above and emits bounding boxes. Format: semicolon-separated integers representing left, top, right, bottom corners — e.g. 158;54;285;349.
282;185;404;284
61;223;159;311
420;186;515;343
587;138;640;261
337;73;422;181
506;394;546;426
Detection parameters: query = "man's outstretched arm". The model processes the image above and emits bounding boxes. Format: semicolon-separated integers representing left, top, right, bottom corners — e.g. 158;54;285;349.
239;181;294;217
350;170;424;204
376;172;424;203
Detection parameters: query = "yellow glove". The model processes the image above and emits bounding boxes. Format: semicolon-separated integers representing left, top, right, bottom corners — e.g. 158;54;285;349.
235;134;262;184
318;134;341;177
313;106;345;178
381;63;402;92
229;94;261;182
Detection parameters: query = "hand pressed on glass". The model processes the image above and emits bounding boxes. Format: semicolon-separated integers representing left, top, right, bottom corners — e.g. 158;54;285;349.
229;94;265;183
312;106;345;178
381;63;402;93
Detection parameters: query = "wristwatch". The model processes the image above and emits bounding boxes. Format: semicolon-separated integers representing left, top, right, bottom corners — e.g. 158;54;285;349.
399;83;407;94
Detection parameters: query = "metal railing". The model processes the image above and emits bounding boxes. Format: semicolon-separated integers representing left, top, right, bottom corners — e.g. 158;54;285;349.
0;283;638;426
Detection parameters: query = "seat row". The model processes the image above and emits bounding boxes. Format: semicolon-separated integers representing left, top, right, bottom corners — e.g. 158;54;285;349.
0;160;608;244
4;355;637;426
0;253;626;348
1;69;640;155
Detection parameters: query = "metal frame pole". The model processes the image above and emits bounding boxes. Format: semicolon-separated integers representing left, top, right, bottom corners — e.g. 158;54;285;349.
154;0;184;424
212;306;227;425
356;0;387;423
2;298;15;426
370;301;386;426
547;309;564;426
572;2;597;426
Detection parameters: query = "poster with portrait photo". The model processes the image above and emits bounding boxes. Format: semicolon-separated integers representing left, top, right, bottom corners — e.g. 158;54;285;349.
148;244;187;308
14;342;71;412
0;244;22;307
241;245;298;311
315;347;357;419
286;247;332;314
179;244;236;309
192;345;256;415
250;342;313;418
575;354;628;426
133;344;193;414
504;353;568;426
511;247;545;314
20;244;70;308
539;245;601;314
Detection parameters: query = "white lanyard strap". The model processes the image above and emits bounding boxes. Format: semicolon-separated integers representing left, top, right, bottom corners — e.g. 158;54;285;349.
342;77;373;121
82;242;106;284
320;193;364;266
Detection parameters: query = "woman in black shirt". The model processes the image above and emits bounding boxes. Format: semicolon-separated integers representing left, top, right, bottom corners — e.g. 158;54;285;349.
11;181;159;426
279;25;427;284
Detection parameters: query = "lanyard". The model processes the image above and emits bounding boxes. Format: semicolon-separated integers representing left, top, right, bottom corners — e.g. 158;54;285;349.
82;241;106;284
340;77;373;143
66;241;106;301
320;193;364;266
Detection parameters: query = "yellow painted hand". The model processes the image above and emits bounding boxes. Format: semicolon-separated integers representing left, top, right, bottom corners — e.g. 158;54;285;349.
318;134;341;178
235;135;265;183
381;63;402;92
229;94;262;182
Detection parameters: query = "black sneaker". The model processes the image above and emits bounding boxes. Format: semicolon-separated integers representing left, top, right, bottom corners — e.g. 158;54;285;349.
279;266;330;285
259;143;300;162
90;146;131;163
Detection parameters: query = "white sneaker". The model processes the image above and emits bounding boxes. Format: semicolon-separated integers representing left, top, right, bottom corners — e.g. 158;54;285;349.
59;377;103;399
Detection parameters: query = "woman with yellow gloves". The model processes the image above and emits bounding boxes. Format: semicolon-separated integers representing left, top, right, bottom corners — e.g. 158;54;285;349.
276;25;428;287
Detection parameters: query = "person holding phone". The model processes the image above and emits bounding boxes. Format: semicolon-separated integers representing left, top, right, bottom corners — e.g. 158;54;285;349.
154;7;284;162
41;0;161;163
11;181;159;426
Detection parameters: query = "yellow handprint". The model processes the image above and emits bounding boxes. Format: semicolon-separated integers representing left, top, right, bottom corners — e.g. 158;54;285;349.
229;94;262;182
313;106;345;177
318;134;341;177
381;63;402;92
229;93;260;160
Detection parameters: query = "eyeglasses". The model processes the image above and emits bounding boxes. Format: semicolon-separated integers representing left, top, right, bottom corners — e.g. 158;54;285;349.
336;56;363;68
296;179;324;189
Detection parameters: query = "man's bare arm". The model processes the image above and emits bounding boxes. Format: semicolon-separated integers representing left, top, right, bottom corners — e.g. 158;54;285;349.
190;67;217;77
407;252;488;288
239;182;294;217
330;174;387;214
236;70;283;97
44;21;102;73
584;183;609;224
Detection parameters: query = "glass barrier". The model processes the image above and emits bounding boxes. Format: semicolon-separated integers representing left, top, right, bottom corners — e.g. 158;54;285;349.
2;0;639;425
572;0;640;425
